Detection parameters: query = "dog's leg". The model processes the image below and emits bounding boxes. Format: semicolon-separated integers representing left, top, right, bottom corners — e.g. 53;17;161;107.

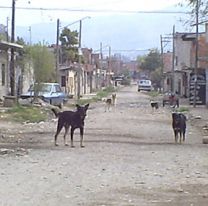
105;103;107;112
174;130;178;143
179;131;182;144
70;127;75;148
108;103;110;111
80;126;84;148
183;131;185;142
54;121;63;146
63;125;70;146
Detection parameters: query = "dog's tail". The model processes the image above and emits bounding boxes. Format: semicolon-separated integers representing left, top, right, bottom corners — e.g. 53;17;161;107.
51;108;61;118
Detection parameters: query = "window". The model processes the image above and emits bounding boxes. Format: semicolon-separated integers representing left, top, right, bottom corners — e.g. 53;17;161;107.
54;85;62;92
61;76;66;87
1;64;5;86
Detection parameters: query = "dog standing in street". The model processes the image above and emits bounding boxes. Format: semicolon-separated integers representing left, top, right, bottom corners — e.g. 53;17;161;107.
104;93;117;112
172;112;186;143
150;100;159;111
51;104;89;147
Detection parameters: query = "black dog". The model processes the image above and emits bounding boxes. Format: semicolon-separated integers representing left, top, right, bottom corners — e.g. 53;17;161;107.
52;104;89;147
150;100;159;110
172;112;186;143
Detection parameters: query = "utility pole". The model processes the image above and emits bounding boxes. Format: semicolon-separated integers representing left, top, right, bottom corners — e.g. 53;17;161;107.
10;0;15;96
56;18;60;82
172;25;175;93
108;46;111;86
6;17;9;41
160;34;172;92
77;20;82;99
99;42;103;88
160;35;164;91
28;26;32;45
193;0;199;108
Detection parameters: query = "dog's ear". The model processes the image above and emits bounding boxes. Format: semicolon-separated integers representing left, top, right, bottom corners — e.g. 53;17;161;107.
76;104;81;109
85;103;89;110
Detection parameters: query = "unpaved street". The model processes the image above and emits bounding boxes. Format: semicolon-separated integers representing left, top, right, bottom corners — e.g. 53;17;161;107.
0;85;208;206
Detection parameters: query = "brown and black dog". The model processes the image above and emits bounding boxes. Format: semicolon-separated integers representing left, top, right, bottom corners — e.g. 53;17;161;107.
172;112;186;143
52;104;89;147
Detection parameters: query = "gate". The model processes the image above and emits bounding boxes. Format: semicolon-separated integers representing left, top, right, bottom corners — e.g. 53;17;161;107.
189;71;206;105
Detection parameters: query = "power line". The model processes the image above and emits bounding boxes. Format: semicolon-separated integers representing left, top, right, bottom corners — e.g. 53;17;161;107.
0;6;191;14
94;49;150;53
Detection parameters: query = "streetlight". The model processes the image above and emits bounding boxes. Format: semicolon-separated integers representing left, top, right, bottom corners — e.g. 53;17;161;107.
71;16;91;99
56;16;90;99
102;44;112;86
63;16;91;28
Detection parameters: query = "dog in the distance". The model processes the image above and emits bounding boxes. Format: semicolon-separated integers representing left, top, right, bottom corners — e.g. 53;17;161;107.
172;112;186;143
150;100;159;111
104;93;117;112
51;104;89;147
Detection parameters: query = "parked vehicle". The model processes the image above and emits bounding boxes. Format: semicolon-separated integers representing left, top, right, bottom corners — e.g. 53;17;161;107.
20;83;70;108
137;79;152;92
162;91;179;107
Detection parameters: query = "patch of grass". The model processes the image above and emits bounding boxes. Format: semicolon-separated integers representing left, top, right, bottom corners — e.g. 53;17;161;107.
6;105;48;123
148;91;160;98
74;86;117;105
76;98;94;105
102;86;116;93
176;107;189;113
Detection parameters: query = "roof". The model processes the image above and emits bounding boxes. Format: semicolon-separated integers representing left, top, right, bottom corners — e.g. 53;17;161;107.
175;32;205;41
0;40;23;51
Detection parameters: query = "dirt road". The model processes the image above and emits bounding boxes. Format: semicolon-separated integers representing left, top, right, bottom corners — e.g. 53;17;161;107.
0;85;208;206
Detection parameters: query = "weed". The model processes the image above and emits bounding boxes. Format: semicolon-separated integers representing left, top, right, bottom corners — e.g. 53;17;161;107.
6;105;48;123
148;91;160;98
176;107;189;113
73;86;117;105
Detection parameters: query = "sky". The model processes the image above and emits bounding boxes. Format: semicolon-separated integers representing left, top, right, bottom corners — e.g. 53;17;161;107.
0;0;185;26
0;0;190;59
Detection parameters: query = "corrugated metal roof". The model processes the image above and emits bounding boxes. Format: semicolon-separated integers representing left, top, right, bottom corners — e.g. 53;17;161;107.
0;40;23;50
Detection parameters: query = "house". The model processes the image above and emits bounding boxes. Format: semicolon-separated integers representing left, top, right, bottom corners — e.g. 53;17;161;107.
172;24;208;105
174;32;196;99
58;48;99;98
82;48;96;94
0;40;23;102
58;63;78;97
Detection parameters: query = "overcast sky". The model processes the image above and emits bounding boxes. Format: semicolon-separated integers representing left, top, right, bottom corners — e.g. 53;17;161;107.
0;0;184;26
0;0;190;58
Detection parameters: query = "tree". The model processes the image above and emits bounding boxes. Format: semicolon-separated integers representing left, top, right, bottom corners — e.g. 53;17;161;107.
59;27;79;63
150;67;163;89
16;36;26;45
140;49;162;72
180;0;207;24
28;43;56;83
137;49;162;89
